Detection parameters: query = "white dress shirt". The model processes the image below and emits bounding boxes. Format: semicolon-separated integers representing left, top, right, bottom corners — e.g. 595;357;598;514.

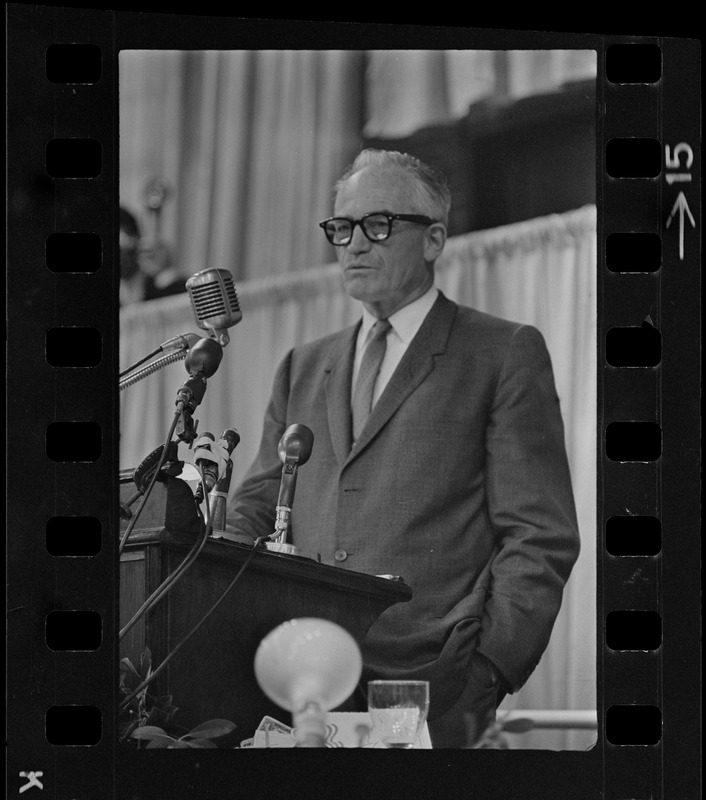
351;286;439;407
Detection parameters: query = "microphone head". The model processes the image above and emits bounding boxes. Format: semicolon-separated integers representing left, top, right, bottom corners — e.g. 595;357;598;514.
186;268;242;346
278;424;314;466
184;337;224;379
219;428;241;454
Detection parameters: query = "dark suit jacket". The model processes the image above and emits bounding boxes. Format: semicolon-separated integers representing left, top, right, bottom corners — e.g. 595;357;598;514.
231;291;580;719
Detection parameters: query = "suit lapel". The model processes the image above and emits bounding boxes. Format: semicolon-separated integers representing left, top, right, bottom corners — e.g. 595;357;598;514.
346;293;458;463
323;323;359;466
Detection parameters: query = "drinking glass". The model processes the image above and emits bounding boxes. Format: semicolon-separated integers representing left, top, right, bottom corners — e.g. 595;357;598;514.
367;680;430;748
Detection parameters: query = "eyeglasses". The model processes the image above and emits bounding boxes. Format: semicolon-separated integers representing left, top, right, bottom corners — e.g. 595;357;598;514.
318;212;436;246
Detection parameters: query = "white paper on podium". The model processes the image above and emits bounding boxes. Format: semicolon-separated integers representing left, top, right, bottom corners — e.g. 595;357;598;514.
242;712;432;748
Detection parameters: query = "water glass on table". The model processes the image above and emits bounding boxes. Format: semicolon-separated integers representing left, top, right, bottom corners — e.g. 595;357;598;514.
367;680;430;748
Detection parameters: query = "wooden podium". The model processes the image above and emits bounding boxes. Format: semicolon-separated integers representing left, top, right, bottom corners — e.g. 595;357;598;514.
119;473;412;744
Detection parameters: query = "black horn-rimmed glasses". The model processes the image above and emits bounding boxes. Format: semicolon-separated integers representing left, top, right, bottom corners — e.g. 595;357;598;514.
318;212;437;246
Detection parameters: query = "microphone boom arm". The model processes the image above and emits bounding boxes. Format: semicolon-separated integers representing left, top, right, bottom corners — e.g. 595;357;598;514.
119;350;187;391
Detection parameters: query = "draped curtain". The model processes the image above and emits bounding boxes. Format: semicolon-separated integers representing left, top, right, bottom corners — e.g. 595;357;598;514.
119;205;597;750
120;50;367;280
363;49;597;138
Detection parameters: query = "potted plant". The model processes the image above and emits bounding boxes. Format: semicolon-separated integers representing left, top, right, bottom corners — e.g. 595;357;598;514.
119;648;235;749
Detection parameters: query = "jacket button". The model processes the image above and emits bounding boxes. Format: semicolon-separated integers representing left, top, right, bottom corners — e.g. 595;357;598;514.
334;549;348;562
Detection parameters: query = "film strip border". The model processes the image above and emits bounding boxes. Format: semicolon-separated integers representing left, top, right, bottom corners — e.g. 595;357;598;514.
6;10;701;800
7;5;118;798
600;36;700;800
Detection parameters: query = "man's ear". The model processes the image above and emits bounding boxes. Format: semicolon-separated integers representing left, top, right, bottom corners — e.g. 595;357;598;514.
424;222;447;262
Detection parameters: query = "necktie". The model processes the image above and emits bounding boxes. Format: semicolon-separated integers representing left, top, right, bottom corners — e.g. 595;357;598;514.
351;318;392;443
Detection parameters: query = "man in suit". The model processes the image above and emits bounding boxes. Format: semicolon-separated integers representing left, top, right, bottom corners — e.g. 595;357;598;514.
229;149;580;747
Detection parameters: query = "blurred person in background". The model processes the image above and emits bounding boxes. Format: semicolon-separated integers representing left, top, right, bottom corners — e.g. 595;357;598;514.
119;203;184;306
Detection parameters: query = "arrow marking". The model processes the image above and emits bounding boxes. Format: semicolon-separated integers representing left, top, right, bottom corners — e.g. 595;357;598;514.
666;191;696;260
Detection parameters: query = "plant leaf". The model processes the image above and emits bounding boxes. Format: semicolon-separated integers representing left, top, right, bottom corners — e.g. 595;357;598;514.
167;739;193;748
130;725;170;740
156;694;174;707
120;658;140;677
119;719;140;740
182;738;218;748
181;719;236;740
145;737;174;749
139;648;153;681
145;707;171;728
154;695;179;720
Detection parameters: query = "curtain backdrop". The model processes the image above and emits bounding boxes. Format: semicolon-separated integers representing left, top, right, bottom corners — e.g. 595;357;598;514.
119;50;596;283
363;49;597;138
119;205;597;750
120;50;367;280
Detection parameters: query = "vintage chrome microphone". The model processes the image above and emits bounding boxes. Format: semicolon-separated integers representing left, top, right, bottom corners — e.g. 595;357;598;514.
186;268;242;347
121;268;241;391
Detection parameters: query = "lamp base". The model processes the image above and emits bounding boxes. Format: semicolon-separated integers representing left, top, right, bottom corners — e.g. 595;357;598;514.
293;702;327;747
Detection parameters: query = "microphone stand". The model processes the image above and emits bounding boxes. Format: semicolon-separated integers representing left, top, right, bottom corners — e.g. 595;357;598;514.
272;457;297;545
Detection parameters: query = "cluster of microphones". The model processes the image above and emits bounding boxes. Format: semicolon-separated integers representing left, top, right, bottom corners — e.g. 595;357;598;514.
129;267;314;545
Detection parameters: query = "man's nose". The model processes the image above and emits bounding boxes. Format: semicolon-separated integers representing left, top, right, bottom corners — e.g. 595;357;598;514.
347;222;372;252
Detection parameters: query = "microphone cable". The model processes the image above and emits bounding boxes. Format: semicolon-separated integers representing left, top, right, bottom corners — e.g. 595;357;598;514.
118;460;214;642
119;339;222;556
118;409;181;557
119;533;271;713
120;430;239;640
119;346;163;379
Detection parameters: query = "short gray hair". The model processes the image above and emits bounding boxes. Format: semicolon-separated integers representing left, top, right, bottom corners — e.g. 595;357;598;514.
335;148;451;226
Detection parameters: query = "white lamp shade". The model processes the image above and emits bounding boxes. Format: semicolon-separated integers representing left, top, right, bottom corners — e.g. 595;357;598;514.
254;618;363;713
